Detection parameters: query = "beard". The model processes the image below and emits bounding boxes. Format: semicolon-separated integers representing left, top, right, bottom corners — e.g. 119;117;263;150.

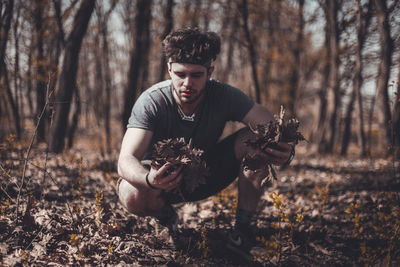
173;87;205;105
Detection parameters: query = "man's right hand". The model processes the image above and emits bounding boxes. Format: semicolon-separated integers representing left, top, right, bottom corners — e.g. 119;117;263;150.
147;163;183;191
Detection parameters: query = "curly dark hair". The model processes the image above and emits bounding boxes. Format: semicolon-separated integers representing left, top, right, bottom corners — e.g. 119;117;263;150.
162;28;221;67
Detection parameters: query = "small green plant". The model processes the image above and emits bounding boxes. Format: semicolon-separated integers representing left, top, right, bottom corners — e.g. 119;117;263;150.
197;227;209;259
254;191;304;264
345;202;363;237
94;189;104;222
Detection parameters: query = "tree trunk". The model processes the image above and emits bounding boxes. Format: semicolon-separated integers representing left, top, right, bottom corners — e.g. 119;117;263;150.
239;0;261;103
67;89;81;148
374;0;393;155
341;85;356;155
2;63;21;137
288;0;304;117
34;0;48;142
317;3;331;153
158;0;174;82
341;0;372;156
0;0;14;82
393;52;400;160
327;0;340;153
49;0;96;153
100;16;114;156
221;5;238;82
122;0;153;129
26;36;34;116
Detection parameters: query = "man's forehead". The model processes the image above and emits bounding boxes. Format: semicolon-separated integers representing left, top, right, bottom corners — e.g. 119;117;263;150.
169;62;207;72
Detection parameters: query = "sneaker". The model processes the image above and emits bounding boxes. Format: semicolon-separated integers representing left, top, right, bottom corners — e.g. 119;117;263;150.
226;227;255;262
156;204;179;233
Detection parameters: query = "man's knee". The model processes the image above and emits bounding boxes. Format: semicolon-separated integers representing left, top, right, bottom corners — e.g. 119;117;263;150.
117;179;163;216
233;127;255;160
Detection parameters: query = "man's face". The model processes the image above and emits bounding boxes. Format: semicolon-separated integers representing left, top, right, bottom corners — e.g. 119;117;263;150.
168;62;213;105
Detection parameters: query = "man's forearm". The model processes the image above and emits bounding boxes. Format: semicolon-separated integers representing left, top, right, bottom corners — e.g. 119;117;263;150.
118;155;149;189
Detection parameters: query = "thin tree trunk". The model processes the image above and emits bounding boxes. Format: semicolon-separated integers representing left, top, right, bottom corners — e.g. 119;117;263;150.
341;85;356;155
13;1;21;128
288;0;304;117
67;89;81;148
0;0;14;82
374;0;394;155
3;64;21;137
190;0;201;28
158;0;174;82
26;36;34;116
49;0;96;153
317;3;330;152
239;0;261;103
327;0;340;153
34;0;48;142
99;7;115;155
221;3;238;82
341;0;372;156
393;52;400;160
122;0;153;129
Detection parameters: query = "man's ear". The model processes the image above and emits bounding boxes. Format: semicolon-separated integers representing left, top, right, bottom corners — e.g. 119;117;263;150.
207;66;214;78
167;62;172;73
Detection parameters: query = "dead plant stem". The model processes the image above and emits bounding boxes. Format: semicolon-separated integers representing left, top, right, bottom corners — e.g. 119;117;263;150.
15;75;54;221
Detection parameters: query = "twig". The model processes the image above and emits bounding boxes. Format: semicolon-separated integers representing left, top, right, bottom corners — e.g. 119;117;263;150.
24;218;53;250
28;162;76;224
0;163;17;203
15;75;54;221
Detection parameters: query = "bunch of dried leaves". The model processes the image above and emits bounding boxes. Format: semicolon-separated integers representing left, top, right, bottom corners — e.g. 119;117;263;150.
150;138;209;193
243;106;305;187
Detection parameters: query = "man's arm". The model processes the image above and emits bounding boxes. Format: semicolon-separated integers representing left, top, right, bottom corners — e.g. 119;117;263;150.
118;127;183;191
241;103;293;166
118;127;153;189
241;103;274;127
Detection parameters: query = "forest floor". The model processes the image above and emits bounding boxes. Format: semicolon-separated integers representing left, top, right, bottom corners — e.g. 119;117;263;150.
0;136;399;266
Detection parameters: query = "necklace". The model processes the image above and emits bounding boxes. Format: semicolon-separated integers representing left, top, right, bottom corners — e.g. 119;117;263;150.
177;105;195;121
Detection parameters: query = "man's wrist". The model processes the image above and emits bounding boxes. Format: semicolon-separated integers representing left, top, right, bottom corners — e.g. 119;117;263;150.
284;144;295;166
145;173;159;190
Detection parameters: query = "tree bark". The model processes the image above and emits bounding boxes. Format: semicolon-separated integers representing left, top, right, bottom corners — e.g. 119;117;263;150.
122;0;153;129
33;0;48;142
326;0;340;153
239;0;261;103
317;2;331;153
0;0;14;82
157;0;174;82
288;0;304;117
374;0;394;155
99;2;117;155
49;0;96;153
393;52;400;160
341;0;372;156
2;62;21;138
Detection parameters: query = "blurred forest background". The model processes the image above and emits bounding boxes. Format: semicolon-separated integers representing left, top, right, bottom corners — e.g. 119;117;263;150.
0;0;400;265
0;0;400;157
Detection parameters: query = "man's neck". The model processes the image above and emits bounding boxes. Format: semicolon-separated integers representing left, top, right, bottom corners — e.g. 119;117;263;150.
173;90;204;116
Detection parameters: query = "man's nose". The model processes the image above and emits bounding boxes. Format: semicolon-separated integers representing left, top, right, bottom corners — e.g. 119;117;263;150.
183;76;192;87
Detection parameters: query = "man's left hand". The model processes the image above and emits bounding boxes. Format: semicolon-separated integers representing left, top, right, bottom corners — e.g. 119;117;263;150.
261;142;293;166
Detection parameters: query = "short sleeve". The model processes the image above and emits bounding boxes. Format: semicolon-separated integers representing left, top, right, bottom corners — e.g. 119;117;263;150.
225;85;255;122
127;92;158;131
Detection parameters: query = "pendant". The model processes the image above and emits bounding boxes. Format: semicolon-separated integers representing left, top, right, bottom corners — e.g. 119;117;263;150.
181;115;195;122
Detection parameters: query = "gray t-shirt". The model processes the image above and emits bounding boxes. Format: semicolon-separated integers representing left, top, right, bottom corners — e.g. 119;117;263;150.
128;79;254;157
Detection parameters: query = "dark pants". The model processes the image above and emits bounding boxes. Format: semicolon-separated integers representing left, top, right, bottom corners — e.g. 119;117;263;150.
162;129;244;204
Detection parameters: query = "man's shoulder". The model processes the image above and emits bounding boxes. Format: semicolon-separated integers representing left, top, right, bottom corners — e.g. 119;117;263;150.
138;80;173;104
207;79;247;97
146;80;172;95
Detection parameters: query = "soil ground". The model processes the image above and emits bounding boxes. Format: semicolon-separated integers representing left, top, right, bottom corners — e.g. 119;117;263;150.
0;139;399;266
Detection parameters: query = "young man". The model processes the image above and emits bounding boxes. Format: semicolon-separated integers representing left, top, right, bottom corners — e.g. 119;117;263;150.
117;28;293;252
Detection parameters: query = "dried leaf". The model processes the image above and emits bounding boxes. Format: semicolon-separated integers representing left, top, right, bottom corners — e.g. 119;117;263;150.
243;106;305;186
150;138;209;193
